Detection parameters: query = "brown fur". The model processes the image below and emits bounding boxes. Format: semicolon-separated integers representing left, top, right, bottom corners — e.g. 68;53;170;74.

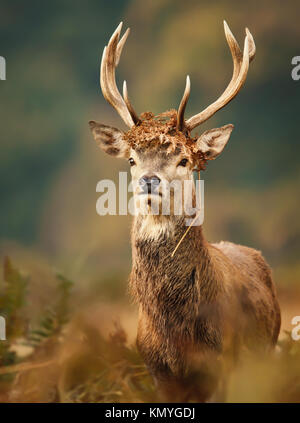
130;216;281;402
89;114;281;401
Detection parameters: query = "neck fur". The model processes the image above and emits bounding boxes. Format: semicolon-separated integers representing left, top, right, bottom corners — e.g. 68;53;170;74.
130;214;220;338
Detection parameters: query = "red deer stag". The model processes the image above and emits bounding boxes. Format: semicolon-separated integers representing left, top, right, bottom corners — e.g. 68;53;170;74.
89;22;281;402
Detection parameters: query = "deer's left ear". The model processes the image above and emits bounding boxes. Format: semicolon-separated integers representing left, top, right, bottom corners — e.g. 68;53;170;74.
194;124;234;160
89;121;130;158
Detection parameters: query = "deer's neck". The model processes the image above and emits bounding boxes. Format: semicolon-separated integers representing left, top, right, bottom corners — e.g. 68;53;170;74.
130;215;220;334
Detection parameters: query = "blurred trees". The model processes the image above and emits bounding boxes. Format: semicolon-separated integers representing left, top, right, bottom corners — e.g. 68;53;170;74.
0;0;299;289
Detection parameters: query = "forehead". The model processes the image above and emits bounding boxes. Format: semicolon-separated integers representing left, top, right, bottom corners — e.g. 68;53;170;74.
123;111;197;167
131;143;183;166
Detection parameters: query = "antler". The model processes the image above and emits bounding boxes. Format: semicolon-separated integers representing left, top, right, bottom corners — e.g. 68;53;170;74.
100;22;140;128
177;21;256;132
177;75;191;131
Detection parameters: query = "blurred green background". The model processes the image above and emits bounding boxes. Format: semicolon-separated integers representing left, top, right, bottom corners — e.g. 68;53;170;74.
0;0;299;329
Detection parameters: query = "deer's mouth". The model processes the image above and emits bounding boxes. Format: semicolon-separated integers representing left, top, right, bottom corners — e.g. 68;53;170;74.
138;192;162;197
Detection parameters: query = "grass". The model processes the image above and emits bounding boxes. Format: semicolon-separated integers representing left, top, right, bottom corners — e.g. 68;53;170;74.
0;257;300;403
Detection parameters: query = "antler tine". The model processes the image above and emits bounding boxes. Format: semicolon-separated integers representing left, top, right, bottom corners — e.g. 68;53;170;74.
123;81;140;124
104;24;125;105
100;23;122;105
185;22;254;131
212;21;249;105
116;28;130;66
246;28;256;62
224;20;243;84
177;75;191;131
100;22;138;128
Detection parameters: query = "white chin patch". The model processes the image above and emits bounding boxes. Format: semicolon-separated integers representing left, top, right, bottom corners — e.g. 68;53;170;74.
138;216;175;240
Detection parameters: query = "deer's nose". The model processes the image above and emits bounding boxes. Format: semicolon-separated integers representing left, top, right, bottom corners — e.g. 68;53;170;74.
139;175;161;193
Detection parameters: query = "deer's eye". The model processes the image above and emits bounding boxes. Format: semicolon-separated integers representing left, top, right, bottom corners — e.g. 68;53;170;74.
178;158;188;167
128;158;136;166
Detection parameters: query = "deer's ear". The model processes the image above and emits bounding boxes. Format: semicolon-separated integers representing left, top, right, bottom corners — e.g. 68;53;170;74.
194;124;234;160
89;121;129;158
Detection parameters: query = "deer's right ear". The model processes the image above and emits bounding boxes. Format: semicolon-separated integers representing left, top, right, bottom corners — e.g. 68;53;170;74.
89;121;129;158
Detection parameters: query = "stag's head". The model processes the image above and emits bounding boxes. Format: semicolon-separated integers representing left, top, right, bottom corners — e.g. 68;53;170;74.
89;22;255;214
